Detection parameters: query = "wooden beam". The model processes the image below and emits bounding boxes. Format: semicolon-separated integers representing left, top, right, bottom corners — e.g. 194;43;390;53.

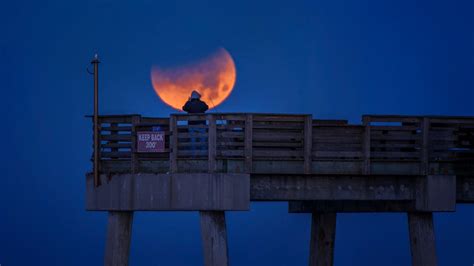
200;211;229;266
104;211;133;266
421;117;429;175
245;114;253;173
408;212;438;266
362;116;371;174
208;115;217;173
169;115;177;173
131;115;141;174
309;212;336;266
304;115;313;174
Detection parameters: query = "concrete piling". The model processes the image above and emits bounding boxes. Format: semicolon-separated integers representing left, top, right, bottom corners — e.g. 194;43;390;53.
200;211;229;266
408;212;437;266
309;212;337;266
104;211;134;266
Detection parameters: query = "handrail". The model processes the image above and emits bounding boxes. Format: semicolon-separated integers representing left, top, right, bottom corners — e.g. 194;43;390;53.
91;113;474;176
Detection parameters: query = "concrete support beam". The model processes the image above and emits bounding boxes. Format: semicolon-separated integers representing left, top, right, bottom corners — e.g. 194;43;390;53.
408;212;437;266
415;175;456;211
200;211;229;266
251;174;416;201
289;200;415;213
87;173;250;211
104;211;134;266
309;213;337;266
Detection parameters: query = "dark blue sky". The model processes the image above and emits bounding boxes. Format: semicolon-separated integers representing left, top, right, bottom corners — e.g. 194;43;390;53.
1;0;473;265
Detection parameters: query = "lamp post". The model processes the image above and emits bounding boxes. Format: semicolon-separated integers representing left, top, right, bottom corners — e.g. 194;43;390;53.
91;54;100;187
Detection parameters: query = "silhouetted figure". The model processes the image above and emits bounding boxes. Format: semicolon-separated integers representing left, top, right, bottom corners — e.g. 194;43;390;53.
182;90;208;157
182;90;209;114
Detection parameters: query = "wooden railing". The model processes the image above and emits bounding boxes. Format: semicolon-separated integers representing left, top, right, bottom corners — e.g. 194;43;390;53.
92;114;474;175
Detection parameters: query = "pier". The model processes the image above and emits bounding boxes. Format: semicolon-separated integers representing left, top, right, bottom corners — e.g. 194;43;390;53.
86;113;474;266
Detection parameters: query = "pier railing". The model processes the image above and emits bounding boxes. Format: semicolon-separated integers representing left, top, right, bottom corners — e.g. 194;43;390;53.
91;113;474;176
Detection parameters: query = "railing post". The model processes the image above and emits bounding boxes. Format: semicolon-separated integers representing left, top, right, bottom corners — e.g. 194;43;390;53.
244;114;253;173
208;114;217;173
362;116;371;175
169;115;178;173
131;115;141;174
304;115;313;174
91;55;100;187
421;117;430;175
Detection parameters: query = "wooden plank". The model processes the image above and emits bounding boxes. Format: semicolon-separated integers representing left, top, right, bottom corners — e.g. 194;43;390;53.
139;117;169;124
170;115;178;173
101;126;133;132
218;132;245;139
101;152;132;158
313;143;362;149
309;212;336;266
253;150;304;157
245;114;253;173
252;124;305;129
254;142;306;148
102;143;132;149
371;130;420;138
370;142;419;149
252;115;307;122
253;132;303;141
178;142;208;147
371;151;421;158
208;115;217;173
408;212;438;266
98;116;135;124
313;137;363;144
209;114;246;121
178;150;208;157
217;150;245;157
369;126;419;131
363;115;422;123
100;134;132;141
177;132;208;138
429;118;474;124
312;119;348;125
174;114;207;120
312;151;363;158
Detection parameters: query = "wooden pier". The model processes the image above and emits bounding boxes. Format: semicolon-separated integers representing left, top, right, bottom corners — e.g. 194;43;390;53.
86;113;474;266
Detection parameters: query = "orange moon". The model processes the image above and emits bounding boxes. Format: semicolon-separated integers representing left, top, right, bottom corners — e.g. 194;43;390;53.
151;48;236;111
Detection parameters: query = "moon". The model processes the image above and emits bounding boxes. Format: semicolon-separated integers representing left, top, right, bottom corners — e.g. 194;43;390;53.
151;48;236;111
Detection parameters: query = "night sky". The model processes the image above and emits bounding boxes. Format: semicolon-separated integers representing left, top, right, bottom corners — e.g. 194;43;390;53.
2;0;474;265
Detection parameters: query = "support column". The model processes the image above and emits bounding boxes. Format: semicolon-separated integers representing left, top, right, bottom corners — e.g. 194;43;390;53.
309;212;337;266
200;211;229;266
104;211;134;266
407;212;437;266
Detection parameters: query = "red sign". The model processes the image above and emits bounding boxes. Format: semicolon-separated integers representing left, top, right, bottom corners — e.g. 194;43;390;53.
137;131;165;153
